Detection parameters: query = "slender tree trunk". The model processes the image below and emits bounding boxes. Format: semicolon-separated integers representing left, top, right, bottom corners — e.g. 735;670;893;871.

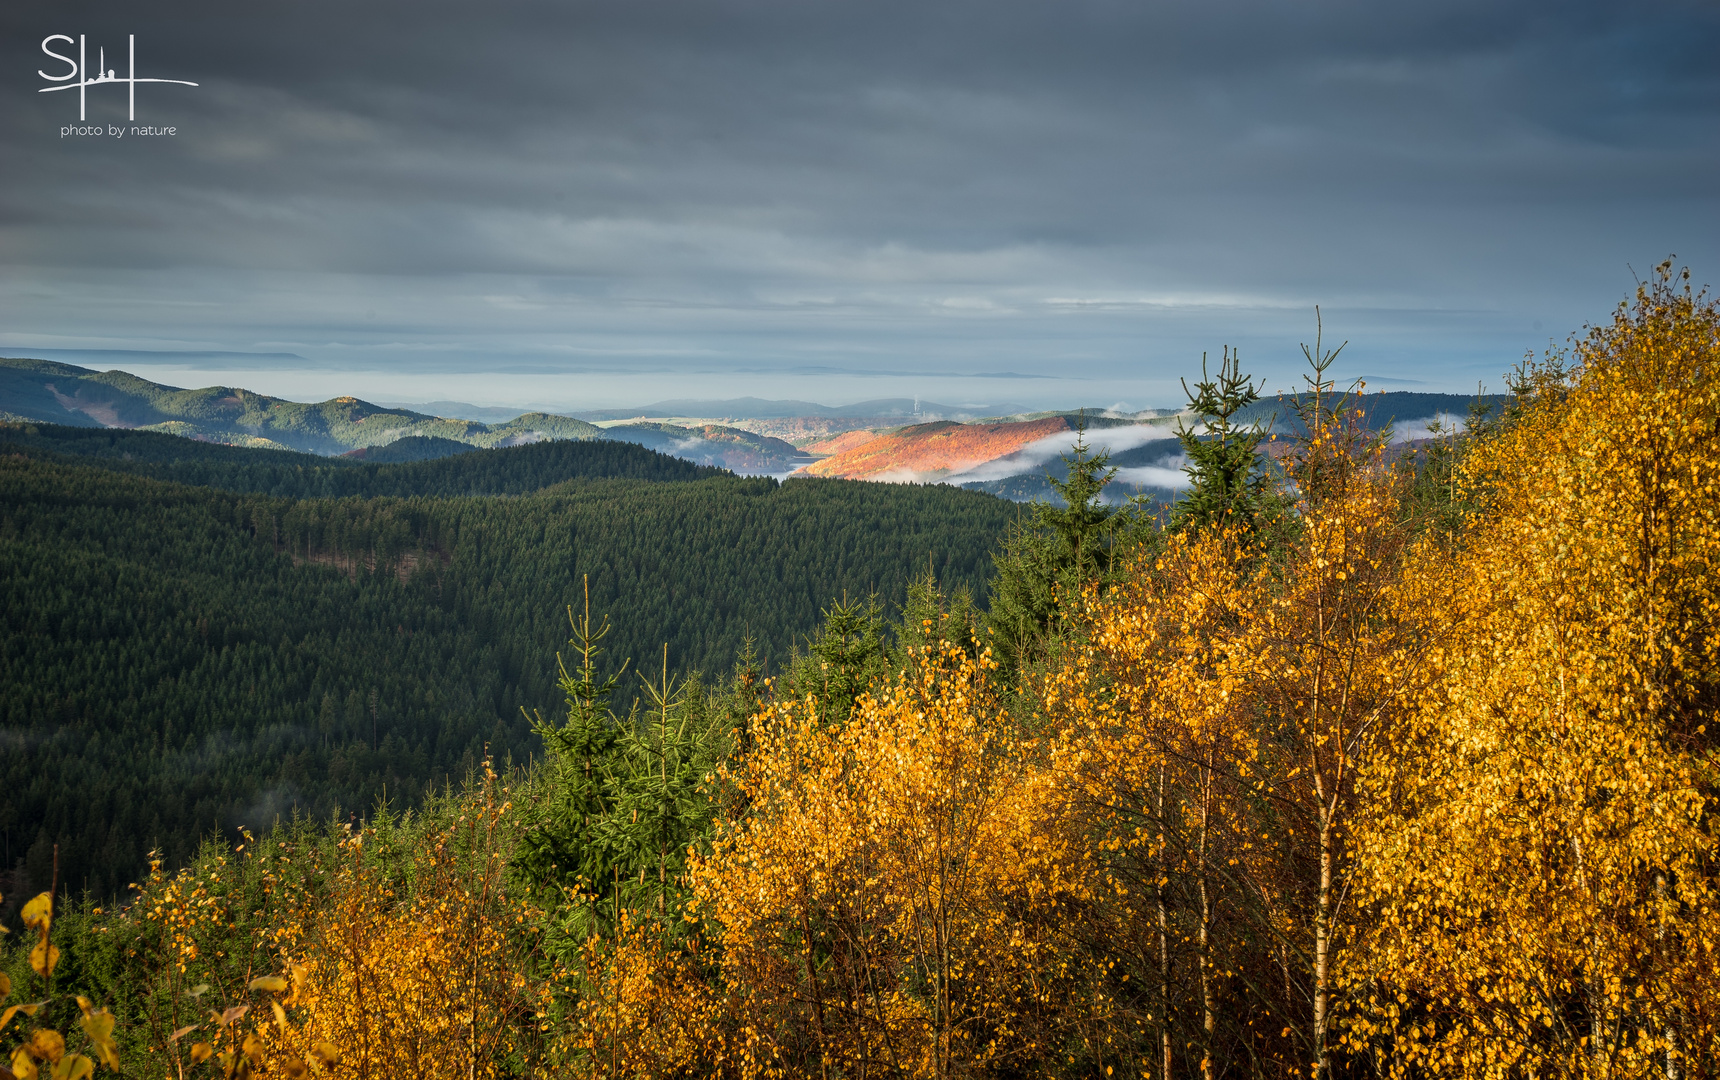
1198;764;1215;1080
938;812;952;1080
1313;808;1333;1080
1309;579;1334;1080
1570;833;1610;1077
801;907;830;1080
1658;873;1679;1080
1158;764;1174;1080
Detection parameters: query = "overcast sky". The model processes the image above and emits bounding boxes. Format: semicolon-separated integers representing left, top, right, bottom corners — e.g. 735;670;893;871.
3;0;1716;410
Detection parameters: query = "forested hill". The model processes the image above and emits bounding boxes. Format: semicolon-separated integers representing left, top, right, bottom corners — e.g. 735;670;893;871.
0;437;1020;900
0;421;723;497
0;357;603;453
0;358;805;471
1237;389;1510;435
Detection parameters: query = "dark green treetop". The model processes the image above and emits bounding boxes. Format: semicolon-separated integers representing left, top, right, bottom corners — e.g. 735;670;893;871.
1169;346;1270;534
514;577;631;931
782;594;891;724
987;415;1150;680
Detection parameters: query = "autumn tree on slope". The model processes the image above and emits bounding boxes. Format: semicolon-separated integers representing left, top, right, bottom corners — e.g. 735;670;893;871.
1348;263;1720;1077
691;633;1089;1079
1039;318;1425;1079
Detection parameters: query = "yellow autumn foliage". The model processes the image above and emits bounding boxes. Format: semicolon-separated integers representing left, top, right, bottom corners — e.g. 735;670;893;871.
1039;405;1423;1077
552;909;723;1078
285;782;539;1080
691;638;1090;1079
1350;269;1720;1075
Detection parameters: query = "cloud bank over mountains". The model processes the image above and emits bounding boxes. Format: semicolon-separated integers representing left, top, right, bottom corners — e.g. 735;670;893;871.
4;0;1716;407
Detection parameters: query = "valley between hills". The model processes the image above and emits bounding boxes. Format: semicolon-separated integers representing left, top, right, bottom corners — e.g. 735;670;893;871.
0;355;1484;502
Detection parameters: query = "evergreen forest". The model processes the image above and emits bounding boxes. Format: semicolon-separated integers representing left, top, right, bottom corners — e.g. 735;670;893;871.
7;269;1720;1078
0;432;1019;901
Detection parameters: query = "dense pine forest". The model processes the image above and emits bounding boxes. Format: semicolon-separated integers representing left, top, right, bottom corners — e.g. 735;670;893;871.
0;433;1019;901
0;424;725;496
7;270;1720;1078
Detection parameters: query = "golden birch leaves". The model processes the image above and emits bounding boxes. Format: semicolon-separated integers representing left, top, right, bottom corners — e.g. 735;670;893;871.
1347;269;1720;1075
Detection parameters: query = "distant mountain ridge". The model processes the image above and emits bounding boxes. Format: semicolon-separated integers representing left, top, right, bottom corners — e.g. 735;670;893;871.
1238;390;1508;436
572;396;1023;421
1;357;1504;495
0;357;802;474
0;422;726;498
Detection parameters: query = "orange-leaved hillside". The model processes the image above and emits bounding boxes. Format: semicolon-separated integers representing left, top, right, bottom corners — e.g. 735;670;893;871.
803;428;884;457
800;417;1071;480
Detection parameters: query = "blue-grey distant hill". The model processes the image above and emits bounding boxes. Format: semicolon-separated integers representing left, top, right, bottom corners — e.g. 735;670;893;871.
967;391;1503;505
573;397;1025;421
0;357;802;474
374;401;530;423
1238;390;1508;437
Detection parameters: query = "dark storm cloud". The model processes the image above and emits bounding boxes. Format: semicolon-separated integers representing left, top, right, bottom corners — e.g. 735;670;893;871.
3;0;1717;406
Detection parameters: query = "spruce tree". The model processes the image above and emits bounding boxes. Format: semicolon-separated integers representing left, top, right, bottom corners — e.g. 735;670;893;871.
897;563;981;659
783;595;890;723
987;415;1145;678
515;577;629;927
1169;347;1270;533
606;645;724;927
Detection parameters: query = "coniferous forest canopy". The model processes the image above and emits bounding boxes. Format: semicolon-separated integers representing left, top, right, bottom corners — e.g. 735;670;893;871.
0;432;1019;901
7;270;1720;1078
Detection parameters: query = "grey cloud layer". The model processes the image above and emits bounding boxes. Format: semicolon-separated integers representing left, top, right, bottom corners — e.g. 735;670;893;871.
4;0;1717;404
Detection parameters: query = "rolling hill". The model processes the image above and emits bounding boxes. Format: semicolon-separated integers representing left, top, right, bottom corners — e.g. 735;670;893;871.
0;357;803;472
0;357;600;452
801;417;1078;480
597;422;806;473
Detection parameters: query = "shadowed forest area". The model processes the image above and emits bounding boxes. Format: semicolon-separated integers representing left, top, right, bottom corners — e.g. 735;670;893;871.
0;435;1021;901
7;269;1720;1078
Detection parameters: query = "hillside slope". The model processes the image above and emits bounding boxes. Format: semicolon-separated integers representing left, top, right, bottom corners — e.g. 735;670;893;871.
802;417;1075;479
0;422;724;497
804;428;884;456
0;358;797;472
0;357;600;453
0;439;1021;899
601;421;806;473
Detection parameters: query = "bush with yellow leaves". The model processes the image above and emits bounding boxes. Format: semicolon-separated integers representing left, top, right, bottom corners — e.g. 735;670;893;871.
690;635;1092;1079
165;969;334;1080
113;826;328;1080
283;764;540;1079
1;889;121;1080
549;907;723;1078
95;762;544;1079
